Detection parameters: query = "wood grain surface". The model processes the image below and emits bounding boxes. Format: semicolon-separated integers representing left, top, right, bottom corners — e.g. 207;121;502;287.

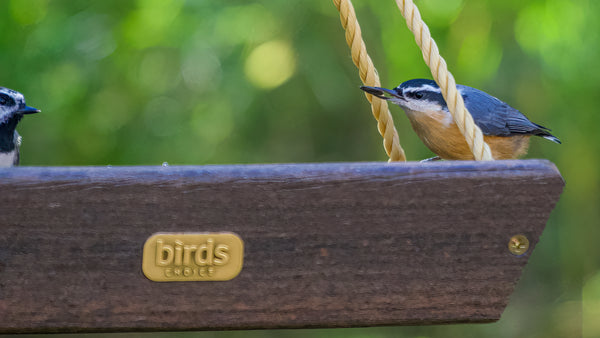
0;160;564;333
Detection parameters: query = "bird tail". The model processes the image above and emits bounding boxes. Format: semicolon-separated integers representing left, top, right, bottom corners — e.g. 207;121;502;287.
542;134;561;144
533;123;561;144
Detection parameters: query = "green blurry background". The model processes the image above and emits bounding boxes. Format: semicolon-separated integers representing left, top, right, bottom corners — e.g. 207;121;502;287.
2;0;598;337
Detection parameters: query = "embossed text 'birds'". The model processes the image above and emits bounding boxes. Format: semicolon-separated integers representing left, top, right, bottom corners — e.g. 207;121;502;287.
142;233;244;282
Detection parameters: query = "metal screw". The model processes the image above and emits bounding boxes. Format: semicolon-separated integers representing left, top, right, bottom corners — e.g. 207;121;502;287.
508;234;529;255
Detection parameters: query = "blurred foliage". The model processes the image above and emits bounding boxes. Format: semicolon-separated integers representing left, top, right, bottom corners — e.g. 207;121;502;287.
1;0;599;337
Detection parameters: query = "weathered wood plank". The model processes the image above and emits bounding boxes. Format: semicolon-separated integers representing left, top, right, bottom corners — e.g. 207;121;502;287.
0;160;564;333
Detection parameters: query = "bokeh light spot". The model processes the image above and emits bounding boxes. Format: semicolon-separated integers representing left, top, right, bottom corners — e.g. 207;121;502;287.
89;89;134;132
137;49;182;93
515;1;587;81
244;40;296;90
74;14;117;61
181;47;222;93
10;0;48;26
214;4;280;46
420;0;465;24
456;31;502;83
191;100;234;146
143;97;185;137
583;271;600;337
41;62;86;110
122;0;184;49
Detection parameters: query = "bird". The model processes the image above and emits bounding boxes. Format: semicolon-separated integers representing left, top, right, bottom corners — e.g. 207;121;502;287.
360;79;560;160
0;87;40;167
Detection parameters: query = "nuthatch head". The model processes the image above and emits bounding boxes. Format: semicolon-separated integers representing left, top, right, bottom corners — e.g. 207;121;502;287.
361;79;560;160
0;87;40;167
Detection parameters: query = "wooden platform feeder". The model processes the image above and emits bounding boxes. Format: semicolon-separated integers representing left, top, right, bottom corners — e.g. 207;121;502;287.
0;159;563;333
0;0;567;333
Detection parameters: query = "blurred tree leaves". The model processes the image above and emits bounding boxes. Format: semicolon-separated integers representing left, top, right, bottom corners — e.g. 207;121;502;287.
1;0;599;337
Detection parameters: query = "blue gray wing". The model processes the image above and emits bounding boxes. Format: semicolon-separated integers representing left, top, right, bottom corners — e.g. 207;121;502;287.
458;85;548;137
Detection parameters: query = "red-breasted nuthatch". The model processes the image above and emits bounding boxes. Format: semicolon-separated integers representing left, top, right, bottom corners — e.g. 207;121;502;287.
361;79;560;160
0;87;40;167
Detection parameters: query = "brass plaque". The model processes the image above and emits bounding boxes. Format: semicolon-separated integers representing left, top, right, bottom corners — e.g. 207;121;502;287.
142;233;244;282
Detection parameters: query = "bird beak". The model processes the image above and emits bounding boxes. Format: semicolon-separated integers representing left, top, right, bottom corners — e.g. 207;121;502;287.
17;106;41;115
360;86;404;101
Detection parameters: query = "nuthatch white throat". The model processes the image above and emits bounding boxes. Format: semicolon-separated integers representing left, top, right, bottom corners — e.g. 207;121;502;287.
0;87;40;167
361;79;560;160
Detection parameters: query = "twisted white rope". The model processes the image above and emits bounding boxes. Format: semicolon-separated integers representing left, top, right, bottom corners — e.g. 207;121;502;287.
395;0;493;160
333;0;406;162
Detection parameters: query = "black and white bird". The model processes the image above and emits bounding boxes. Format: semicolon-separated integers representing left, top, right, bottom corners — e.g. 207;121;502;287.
0;87;40;167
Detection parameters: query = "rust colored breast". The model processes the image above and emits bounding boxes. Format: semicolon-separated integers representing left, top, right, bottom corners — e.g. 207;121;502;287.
406;110;530;160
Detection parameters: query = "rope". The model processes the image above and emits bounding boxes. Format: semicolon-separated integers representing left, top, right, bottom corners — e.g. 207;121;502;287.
333;0;406;162
395;0;493;160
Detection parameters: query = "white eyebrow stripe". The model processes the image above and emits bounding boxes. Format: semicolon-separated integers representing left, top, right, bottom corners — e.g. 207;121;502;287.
14;93;24;103
404;85;468;99
404;84;442;93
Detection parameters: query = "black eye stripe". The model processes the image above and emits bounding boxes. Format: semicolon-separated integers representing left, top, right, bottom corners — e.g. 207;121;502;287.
0;93;15;106
405;90;428;100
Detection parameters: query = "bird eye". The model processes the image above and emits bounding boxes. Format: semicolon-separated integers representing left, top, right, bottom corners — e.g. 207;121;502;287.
0;94;15;106
415;92;424;99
